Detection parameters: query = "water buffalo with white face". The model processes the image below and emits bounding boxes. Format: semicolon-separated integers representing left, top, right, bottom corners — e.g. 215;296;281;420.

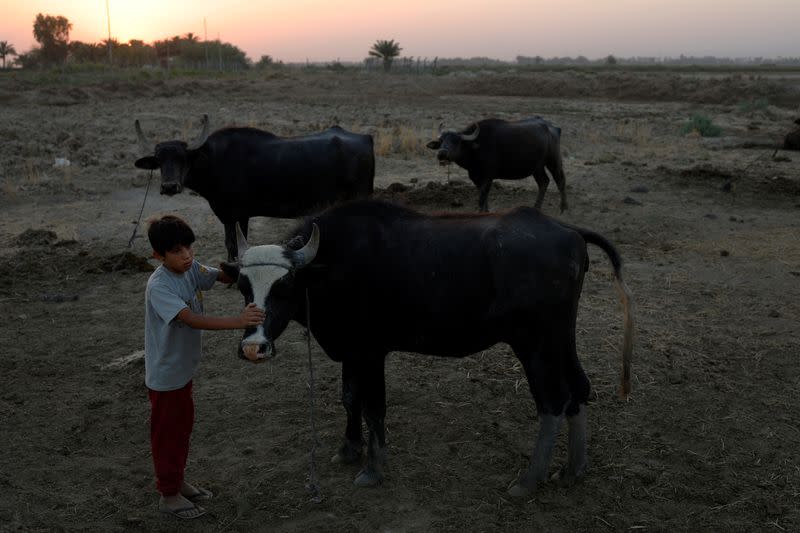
427;118;568;213
221;199;634;498
134;115;374;261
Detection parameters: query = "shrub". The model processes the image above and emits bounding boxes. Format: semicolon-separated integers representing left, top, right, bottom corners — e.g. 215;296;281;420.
738;98;769;113
681;114;722;137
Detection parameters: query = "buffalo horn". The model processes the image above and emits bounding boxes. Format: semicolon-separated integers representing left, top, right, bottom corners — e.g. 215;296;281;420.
187;114;210;150
134;120;153;155
438;121;446;134
291;224;320;267
460;123;480;141
235;222;249;261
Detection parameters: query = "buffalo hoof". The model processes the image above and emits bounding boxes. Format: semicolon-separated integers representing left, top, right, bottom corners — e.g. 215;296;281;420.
550;464;586;487
353;468;383;487
331;440;363;465
507;482;533;498
507;473;538;498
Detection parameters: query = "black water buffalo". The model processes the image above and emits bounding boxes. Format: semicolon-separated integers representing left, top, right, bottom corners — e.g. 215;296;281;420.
220;199;634;497
134;115;374;260
426;118;568;213
783;118;800;151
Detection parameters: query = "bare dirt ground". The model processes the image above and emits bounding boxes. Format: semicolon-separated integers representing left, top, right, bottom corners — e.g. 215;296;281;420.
1;68;799;532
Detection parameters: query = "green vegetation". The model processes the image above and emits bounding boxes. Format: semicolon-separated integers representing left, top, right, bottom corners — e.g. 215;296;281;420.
681;114;722;137
0;41;17;68
369;39;402;72
738;98;770;113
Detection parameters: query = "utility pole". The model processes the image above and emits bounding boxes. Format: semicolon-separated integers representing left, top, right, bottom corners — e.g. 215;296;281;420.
106;0;113;64
204;17;209;69
217;32;222;71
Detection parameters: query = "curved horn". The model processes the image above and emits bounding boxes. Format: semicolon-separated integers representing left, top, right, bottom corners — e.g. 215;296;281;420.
438;121;446;134
187;114;210;150
460;123;480;141
235;222;249;261
135;119;153;155
291;224;320;267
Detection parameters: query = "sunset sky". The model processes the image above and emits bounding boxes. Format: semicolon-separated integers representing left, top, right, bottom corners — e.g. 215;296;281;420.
1;0;798;62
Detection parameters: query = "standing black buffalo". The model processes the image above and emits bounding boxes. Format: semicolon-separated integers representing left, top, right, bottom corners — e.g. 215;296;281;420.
134;115;375;260
221;199;634;497
426;118;568;213
781;118;800;152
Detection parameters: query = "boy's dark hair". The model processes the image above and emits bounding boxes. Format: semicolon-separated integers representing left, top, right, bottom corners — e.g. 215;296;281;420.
147;215;195;256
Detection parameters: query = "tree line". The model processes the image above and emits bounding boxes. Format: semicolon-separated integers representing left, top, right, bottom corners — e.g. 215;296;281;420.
2;13;250;70
1;14;409;72
8;13;796;72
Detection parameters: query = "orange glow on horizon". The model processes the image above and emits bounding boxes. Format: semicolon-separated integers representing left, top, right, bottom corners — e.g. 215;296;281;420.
1;0;798;62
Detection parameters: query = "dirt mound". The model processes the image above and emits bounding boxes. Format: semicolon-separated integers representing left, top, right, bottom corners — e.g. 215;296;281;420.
375;180;477;209
11;229;59;247
89;252;155;274
678;164;734;181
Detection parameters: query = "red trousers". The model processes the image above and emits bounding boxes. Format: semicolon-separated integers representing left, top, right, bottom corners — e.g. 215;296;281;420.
148;380;194;496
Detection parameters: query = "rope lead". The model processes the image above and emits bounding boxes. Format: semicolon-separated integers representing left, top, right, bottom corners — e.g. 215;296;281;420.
304;288;323;503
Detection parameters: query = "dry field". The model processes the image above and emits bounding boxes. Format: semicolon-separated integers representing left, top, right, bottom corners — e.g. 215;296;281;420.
1;67;799;532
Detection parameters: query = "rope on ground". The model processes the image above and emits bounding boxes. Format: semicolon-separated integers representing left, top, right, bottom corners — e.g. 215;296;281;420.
127;170;154;248
111;170;153;273
304;288;323;503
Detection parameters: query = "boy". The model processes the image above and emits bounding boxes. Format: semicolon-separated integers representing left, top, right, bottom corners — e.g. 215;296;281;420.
144;214;264;519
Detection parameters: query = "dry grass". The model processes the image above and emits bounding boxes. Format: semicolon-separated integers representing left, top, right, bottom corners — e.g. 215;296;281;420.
374;126;429;157
614;120;655;147
23;159;40;185
1;177;16;198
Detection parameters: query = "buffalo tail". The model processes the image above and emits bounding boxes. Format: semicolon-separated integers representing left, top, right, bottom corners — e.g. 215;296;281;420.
563;224;634;399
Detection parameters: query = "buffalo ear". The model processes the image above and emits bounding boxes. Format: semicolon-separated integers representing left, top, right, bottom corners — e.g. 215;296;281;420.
135;156;160;170
426;139;441;150
220;262;240;281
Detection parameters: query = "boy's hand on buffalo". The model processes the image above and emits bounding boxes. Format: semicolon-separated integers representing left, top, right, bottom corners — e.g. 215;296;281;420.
239;303;265;327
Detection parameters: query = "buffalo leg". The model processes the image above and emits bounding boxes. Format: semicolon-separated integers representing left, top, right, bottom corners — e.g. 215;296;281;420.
332;361;364;464
532;171;549;210
554;344;590;483
554;404;587;484
224;223;237;262
508;413;564;497
354;356;387;487
508;341;570;497
550;160;568;213
477;179;493;212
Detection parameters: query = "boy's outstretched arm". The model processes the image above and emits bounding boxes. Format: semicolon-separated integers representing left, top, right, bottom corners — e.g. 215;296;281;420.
176;303;264;330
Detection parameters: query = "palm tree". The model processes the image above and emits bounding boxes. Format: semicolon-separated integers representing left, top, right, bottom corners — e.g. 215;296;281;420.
0;41;17;69
369;39;402;72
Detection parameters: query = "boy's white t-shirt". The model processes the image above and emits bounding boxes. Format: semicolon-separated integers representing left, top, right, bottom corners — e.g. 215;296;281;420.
144;260;219;391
